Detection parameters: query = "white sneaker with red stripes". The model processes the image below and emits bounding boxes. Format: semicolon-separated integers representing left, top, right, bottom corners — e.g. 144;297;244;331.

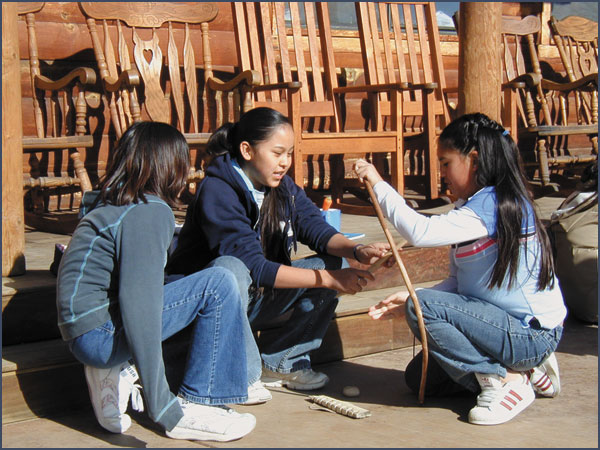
468;372;535;425
528;352;561;398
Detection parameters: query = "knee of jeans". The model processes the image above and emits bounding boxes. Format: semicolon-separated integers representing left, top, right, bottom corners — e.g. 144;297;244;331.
405;296;417;325
297;292;338;313
209;256;251;288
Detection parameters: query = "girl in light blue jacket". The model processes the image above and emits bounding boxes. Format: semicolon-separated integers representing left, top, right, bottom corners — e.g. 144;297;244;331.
355;113;566;426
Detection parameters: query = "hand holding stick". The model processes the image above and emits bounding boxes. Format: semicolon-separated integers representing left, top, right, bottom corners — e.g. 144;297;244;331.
364;180;429;404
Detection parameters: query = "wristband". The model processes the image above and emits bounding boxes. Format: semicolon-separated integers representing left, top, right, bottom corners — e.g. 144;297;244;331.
353;244;365;263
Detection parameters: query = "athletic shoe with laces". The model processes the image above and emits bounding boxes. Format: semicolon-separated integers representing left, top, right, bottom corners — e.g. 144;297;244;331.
261;367;329;390
84;360;144;433
166;396;256;442
468;372;535;425
528;352;561;398
243;380;272;405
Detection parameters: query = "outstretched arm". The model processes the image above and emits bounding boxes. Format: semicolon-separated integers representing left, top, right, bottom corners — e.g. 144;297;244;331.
274;264;375;295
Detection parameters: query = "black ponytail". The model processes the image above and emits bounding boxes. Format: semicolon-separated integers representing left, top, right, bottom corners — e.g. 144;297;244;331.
206;122;237;157
439;113;554;291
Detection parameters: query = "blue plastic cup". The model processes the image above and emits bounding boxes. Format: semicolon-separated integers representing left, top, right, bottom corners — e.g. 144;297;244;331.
320;208;341;232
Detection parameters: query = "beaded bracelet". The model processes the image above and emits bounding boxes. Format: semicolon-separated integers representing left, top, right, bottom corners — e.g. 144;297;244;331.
353;244;365;263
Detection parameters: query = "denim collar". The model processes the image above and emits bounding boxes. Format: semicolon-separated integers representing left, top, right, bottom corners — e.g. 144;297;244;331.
231;158;265;208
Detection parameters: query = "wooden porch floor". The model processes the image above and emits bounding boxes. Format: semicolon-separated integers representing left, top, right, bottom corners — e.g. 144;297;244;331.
2;317;597;448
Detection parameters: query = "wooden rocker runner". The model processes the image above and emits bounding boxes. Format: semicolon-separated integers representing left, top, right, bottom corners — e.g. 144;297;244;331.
364;180;429;404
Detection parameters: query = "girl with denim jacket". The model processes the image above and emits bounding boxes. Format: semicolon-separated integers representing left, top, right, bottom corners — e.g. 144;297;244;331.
355;113;566;426
167;107;391;392
57;121;255;442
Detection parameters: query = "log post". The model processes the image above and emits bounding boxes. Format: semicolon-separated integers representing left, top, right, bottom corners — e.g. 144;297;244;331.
2;3;26;276
458;2;502;122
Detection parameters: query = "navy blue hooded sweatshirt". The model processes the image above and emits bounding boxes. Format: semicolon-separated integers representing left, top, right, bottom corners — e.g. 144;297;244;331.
166;153;338;287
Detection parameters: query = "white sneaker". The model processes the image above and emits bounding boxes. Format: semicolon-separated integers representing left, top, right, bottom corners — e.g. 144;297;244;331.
468;373;535;425
84;361;144;433
528;352;561;398
244;380;272;405
166;396;256;442
261;367;329;390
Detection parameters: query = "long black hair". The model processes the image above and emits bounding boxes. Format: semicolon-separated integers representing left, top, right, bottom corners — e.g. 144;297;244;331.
98;121;190;207
439;113;554;291
207;107;293;259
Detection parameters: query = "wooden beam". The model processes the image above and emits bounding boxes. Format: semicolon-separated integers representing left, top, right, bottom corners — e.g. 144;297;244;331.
458;2;502;121
2;3;26;276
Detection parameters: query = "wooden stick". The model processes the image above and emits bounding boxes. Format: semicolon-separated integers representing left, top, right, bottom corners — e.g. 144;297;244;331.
364;180;429;404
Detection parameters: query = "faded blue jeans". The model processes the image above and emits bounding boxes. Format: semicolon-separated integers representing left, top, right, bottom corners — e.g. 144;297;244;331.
405;288;563;392
70;267;249;409
209;255;341;381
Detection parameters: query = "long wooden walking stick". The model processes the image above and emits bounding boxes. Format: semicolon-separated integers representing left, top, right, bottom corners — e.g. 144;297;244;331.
364;180;429;404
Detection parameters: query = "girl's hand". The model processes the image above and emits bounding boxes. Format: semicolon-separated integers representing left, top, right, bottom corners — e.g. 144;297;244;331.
355;242;391;265
368;290;409;320
353;159;384;187
323;268;375;295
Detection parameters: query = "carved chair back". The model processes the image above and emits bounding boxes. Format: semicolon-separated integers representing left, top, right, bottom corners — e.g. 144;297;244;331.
80;2;219;141
233;2;341;131
356;2;450;132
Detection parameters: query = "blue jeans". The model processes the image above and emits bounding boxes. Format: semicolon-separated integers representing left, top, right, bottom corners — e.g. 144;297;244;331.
70;268;249;406
209;254;341;377
405;288;563;392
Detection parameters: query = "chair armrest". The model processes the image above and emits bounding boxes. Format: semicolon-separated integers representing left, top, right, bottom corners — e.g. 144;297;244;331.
541;73;598;92
334;82;409;94
34;67;96;91
334;81;437;95
506;72;542;88
251;81;301;93
102;69;140;93
207;70;262;91
502;80;527;89
411;82;439;91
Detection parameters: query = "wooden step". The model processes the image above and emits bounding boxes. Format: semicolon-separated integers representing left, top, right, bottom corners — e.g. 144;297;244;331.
1;283;439;425
2;241;449;347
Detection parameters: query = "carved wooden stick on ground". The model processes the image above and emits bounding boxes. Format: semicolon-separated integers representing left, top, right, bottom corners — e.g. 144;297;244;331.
364;180;429;404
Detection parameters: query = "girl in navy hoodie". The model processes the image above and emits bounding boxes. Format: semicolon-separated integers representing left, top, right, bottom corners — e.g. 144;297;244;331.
167;107;390;394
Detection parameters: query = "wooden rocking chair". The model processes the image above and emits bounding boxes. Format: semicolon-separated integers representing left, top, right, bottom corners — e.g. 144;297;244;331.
501;15;597;188
19;2;95;234
354;2;454;201
549;15;598;167
229;2;414;214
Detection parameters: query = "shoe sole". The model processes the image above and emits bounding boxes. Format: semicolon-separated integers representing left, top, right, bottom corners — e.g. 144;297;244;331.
261;378;284;388
468;394;535;426
537;353;561;398
166;420;256;442
243;394;272;405
262;376;328;391
84;365;131;434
